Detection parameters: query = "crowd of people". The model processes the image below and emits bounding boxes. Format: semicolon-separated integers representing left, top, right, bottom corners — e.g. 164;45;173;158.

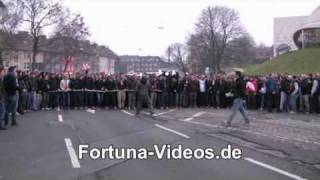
0;65;319;130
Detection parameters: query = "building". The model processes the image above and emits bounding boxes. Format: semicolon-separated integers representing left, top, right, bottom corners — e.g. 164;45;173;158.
273;6;320;56
119;55;170;74
0;31;119;74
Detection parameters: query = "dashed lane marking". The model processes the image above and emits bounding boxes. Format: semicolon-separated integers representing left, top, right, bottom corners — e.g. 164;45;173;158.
58;114;63;122
155;124;190;139
154;109;176;117
244;157;308;180
64;138;81;168
121;110;134;116
86;109;95;114
183;111;207;122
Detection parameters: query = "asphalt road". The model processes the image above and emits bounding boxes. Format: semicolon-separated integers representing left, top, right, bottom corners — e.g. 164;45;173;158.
0;108;319;180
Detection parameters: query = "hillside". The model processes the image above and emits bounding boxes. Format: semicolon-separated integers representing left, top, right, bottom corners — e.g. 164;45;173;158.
245;48;320;75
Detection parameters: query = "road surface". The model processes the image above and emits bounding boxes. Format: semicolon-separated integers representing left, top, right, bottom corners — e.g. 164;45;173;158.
0;108;319;180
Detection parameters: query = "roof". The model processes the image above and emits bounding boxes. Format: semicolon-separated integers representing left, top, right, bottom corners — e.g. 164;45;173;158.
302;5;320;29
119;55;163;62
0;31;118;58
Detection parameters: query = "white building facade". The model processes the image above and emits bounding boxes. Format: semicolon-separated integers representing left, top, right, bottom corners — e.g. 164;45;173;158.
273;6;320;56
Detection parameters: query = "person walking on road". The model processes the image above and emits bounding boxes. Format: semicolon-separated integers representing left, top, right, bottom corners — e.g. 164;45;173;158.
135;76;154;116
225;71;250;127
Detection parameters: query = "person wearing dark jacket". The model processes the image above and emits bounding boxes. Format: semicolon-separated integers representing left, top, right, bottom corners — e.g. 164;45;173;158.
71;73;84;109
39;74;51;110
48;74;60;110
226;71;250;127
176;78;185;108
28;73;38;111
0;68;7;130
82;74;94;108
266;75;279;112
95;74;105;108
17;74;28;114
105;75;117;109
126;75;136;110
187;76;199;108
310;74;320;113
3;66;19;126
280;76;290;112
299;75;312;113
135;76;153;116
158;75;169;109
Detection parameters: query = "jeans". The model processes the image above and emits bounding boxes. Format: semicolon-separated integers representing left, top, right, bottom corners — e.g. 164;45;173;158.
300;94;310;112
96;92;104;107
41;92;49;109
150;92;157;108
4;95;17;125
0;101;5;123
28;91;37;110
61;92;70;108
128;91;136;110
259;92;266;109
176;92;183;108
310;92;320;113
160;91;168;108
117;90;126;109
227;98;249;125
289;93;298;112
189;92;197;108
280;91;289;112
19;91;28;112
267;92;278;112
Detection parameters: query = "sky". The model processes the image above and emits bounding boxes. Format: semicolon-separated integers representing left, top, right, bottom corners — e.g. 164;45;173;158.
63;0;320;56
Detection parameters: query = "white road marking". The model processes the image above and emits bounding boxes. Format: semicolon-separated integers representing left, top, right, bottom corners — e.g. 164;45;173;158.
86;109;95;114
154;109;176;117
64;138;81;169
183;120;320;146
155;124;190;139
58;114;63;122
121;110;134;116
244;157;308;180
183;111;206;121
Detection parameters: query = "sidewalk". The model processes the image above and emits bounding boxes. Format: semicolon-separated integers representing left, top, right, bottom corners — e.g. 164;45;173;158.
159;108;320;151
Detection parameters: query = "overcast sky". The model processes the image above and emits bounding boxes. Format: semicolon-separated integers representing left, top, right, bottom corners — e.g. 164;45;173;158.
63;0;320;56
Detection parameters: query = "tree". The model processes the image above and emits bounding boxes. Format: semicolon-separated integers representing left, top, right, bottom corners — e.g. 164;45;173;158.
224;33;256;67
22;0;63;71
52;9;90;72
186;32;210;74
167;43;188;73
0;0;24;66
194;6;244;73
165;46;172;63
